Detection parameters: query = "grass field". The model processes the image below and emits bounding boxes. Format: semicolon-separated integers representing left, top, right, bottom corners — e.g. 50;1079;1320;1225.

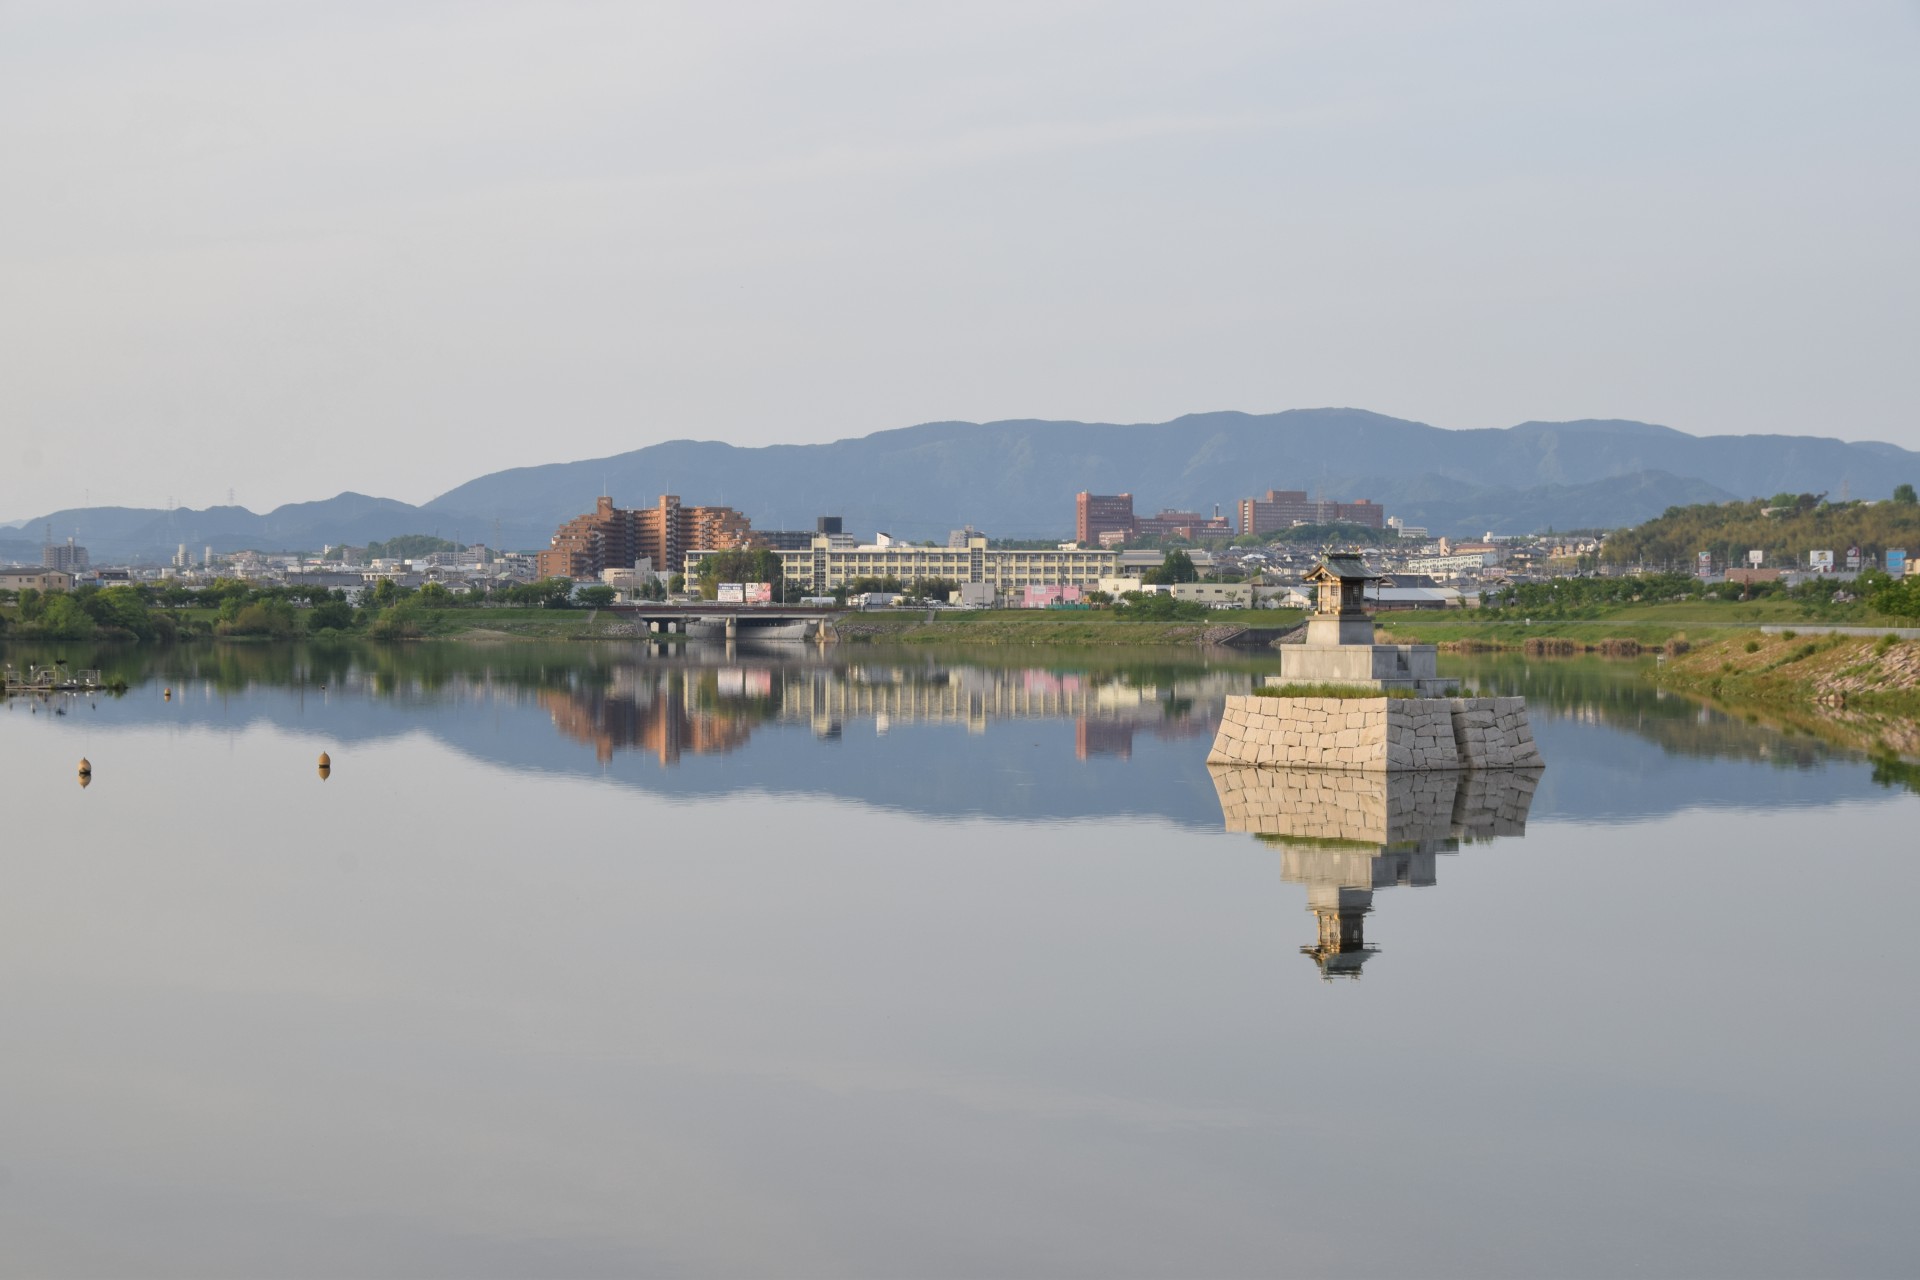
834;607;1306;647
1376;598;1915;649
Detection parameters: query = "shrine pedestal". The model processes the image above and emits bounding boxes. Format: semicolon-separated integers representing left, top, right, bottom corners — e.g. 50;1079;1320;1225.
1207;695;1544;771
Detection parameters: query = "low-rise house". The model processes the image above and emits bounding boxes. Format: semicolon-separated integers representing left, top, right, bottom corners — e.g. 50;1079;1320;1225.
0;568;75;592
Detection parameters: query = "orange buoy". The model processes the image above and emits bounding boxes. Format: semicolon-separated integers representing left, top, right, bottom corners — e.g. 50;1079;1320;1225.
163;688;172;699
77;757;91;778
317;751;331;780
78;772;91;789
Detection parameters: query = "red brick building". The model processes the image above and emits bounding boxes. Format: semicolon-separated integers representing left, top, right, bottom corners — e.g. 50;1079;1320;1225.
1075;492;1136;545
1134;509;1233;539
1237;490;1383;536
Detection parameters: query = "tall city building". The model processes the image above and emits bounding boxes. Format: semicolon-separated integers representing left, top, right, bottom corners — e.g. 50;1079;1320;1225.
1237;490;1384;536
42;540;89;572
1075;492;1136;545
537;495;754;580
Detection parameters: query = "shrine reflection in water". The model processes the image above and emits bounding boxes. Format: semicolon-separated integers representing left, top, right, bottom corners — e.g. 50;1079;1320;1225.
1212;766;1539;978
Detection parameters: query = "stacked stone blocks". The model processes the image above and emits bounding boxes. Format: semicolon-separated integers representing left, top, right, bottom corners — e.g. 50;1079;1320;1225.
1207;695;1543;772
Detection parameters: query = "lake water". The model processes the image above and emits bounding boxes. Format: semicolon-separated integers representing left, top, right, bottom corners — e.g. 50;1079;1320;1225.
3;641;1916;1278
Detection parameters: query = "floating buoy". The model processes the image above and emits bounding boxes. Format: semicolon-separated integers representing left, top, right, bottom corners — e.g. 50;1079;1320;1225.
78;772;91;789
164;688;172;699
77;757;91;778
317;751;331;780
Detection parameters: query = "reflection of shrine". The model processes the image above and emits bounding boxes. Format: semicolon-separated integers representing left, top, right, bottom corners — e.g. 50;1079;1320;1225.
1210;767;1539;979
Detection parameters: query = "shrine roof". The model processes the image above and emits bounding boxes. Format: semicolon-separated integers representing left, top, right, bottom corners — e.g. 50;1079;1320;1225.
1307;555;1383;582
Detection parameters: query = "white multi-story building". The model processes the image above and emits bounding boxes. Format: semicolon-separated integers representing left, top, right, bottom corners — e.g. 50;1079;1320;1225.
687;534;1120;596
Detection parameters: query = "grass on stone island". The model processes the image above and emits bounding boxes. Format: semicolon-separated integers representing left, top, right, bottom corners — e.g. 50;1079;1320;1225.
1251;683;1421;699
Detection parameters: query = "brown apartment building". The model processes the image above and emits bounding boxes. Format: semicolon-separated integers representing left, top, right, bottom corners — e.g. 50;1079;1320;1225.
536;495;754;580
1237;490;1383;536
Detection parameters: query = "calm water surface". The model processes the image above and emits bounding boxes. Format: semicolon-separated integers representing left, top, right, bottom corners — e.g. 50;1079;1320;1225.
3;642;1916;1278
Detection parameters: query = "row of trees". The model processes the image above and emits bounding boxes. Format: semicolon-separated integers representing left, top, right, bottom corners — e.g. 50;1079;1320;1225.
0;575;594;643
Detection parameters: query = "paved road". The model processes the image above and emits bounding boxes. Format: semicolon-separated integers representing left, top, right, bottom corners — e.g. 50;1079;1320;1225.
1759;624;1920;639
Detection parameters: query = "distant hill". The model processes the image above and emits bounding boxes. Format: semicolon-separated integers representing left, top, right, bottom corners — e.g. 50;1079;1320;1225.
14;410;1920;562
3;494;439;566
422;409;1909;542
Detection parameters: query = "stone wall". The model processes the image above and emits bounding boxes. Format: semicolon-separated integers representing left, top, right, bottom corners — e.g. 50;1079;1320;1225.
1210;766;1539;841
1207;695;1543;771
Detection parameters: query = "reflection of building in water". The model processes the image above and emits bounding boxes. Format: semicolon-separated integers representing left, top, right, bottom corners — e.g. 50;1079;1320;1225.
1211;767;1539;979
541;668;756;766
538;659;1238;766
1075;718;1134;760
777;665;1238;739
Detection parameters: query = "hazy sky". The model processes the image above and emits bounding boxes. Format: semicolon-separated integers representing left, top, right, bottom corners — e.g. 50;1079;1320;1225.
3;1;1916;518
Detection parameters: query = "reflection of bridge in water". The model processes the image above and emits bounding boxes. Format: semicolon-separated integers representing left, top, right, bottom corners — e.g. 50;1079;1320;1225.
1212;767;1540;979
607;605;840;641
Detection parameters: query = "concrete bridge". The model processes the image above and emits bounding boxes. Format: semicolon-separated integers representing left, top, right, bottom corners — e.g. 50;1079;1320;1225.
606;604;845;640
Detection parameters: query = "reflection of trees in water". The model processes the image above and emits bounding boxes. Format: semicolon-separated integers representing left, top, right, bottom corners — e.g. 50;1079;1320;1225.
2;640;626;700
1452;654;1855;769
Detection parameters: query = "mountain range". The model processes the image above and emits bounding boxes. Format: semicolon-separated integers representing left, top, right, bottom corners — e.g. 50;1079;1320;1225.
9;409;1919;563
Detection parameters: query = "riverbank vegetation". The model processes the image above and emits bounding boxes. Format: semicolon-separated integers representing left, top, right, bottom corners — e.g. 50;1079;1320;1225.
1602;490;1920;570
0;577;592;644
1655;629;1920;713
1370;568;1917;652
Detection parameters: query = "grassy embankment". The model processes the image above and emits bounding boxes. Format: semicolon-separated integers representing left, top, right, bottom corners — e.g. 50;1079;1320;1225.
406;607;649;641
1652;629;1920;765
832;607;1305;647
1378;598;1916;651
1657;629;1920;710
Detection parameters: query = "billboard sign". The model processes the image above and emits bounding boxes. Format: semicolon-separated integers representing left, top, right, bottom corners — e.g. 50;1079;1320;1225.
1696;551;1712;577
1748;549;1764;567
717;583;745;603
1809;550;1834;571
1887;549;1908;578
744;582;772;604
1847;545;1862;571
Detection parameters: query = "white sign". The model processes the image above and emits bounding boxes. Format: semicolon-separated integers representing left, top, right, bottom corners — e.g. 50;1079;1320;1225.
717;583;745;603
1748;549;1764;567
1808;550;1834;571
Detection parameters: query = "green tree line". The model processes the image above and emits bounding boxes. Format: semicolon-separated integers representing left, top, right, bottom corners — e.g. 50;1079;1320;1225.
1604;491;1920;570
0;576;588;643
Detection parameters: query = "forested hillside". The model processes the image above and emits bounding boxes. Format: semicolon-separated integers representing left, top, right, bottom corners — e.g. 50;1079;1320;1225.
1603;487;1920;569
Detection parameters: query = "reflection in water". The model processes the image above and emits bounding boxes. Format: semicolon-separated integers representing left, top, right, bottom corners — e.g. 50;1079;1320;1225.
1212;767;1540;978
537;657;1232;765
